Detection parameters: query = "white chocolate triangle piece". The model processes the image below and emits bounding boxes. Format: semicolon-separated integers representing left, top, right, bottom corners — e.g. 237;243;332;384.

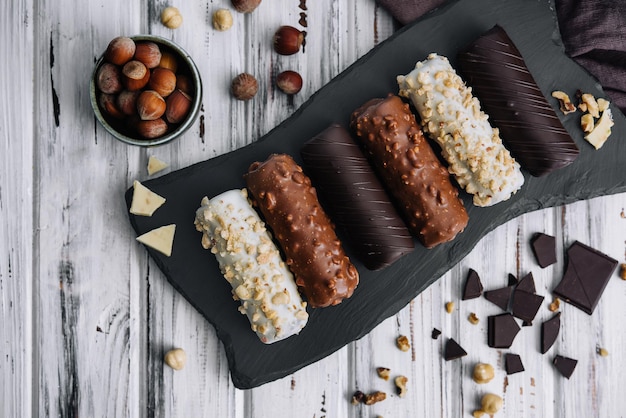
147;156;168;175
130;180;166;216
136;224;176;257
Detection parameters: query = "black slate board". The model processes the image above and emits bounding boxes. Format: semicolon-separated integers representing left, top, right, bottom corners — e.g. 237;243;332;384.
125;0;626;389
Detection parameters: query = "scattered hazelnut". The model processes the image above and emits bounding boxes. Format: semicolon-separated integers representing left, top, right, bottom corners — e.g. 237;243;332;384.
273;25;304;55
597;347;609;357
96;63;123;94
98;93;124;119
376;367;390;381
581;113;595;133
158;51;179;72
213;9;233;32
232;0;261;13
116;90;140;115
134;42;162;68
161;6;183;29
165;89;192;124
396;335;410;352
164;347;187;370
276;70;303;95
350;390;365;405
364;391;386;405
620;263;626;280
581;93;600;118
473;393;503;417
231;73;258;101
137;90;166;121
551;90;576;114
122;60;150;91
472;363;495;384
548;297;561;312
149;67;177;98
445;301;454;313
104;36;136;66
468;312;479;325
137;118;168;139
394;375;408;397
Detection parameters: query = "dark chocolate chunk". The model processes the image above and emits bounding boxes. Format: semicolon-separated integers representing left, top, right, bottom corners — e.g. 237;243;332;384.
522;320;533;327
531;233;557;268
484;286;514;311
458;25;579;177
553;355;578;379
462;269;484;300
552;241;618;314
507;273;518;286
301;124;415;270
541;312;561;354
488;313;521;348
444;338;467;360
516;272;536;293
504;353;525;375
511;289;544;323
431;328;442;340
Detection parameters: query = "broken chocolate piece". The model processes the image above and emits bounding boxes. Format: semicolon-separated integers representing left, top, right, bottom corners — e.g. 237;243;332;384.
507;273;518;286
444;338;467;360
457;25;579;177
552;241;618;314
531;233;557;268
540;312;561;354
484;286;514;311
431;328;442;340
511;289;544;323
553;355;578;379
516;272;536;293
488;313;521;348
462;269;484;300
504;353;525;375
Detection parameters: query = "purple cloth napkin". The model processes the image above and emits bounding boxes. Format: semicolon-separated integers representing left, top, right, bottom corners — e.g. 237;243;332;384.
376;0;626;113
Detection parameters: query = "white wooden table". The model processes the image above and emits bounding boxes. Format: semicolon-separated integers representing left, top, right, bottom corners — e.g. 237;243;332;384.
2;0;626;416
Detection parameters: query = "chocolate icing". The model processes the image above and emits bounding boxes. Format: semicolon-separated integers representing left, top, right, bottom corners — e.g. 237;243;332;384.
458;25;579;177
301;124;414;270
350;95;468;248
245;154;359;308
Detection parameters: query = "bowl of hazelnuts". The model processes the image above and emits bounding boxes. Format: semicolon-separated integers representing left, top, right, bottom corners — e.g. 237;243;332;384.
90;35;202;146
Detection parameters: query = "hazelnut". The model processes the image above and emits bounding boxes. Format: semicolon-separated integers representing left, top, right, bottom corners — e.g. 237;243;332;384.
98;93;124;119
581;93;600;118
350;390;365;405
165;89;192;123
158;51;179;72
273;26;304;55
620;263;626;280
394;375;408;397
161;6;183;29
137;90;166;121
597;347;609;357
548;297;561;312
473;393;503;417
445;301;454;313
137;118;168;139
276;70;303;95
164;347;187;370
176;74;193;95
149;68;177;98
472;363;495;384
551;90;576;114
104;36;136;66
116;90;140;115
96;63;123;94
581;113;595;133
376;367;390;381
364;391;386;405
231;73;258;101
134;42;162;68
468;312;479;325
396;335;410;352
122;60;150;91
232;0;261;13
213;9;234;31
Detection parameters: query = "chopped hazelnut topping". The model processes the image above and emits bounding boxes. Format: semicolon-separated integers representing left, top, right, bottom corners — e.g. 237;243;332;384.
394;375;408;397
376;367;390;381
548;297;561;312
445;301;455;313
364;391;387;405
619;263;626;280
551;90;576;114
351;390;365;405
468;312;479;325
396;335;410;352
598;347;609;357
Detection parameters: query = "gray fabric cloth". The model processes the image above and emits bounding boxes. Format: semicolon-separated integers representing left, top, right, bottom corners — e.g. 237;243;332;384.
376;0;626;112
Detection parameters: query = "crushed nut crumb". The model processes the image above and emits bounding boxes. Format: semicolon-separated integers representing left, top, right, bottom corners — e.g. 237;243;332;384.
598;347;609;357
620;263;626;280
395;375;408;397
552;90;576;114
468;312;479;325
396;335;410;352
376;367;390;381
548;298;561;312
351;390;365;405
445;301;455;313
364;391;387;405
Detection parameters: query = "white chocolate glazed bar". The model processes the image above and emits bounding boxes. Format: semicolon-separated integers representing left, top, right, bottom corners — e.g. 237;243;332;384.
194;189;308;344
397;53;524;206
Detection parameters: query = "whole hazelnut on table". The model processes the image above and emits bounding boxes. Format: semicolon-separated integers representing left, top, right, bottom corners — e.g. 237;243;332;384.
134;41;162;68
149;67;177;98
164;347;187;370
137;90;166;120
231;73;258;101
231;0;261;13
276;70;303;95
104;36;136;65
213;8;233;31
273;25;304;55
473;393;503;417
161;6;183;29
472;363;495;384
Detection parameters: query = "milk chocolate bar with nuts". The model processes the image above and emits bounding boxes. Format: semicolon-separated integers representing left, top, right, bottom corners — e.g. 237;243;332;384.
245;154;359;308
350;95;468;248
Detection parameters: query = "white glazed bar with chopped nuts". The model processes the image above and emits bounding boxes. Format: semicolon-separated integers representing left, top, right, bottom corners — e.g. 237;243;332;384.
194;189;308;344
397;53;524;206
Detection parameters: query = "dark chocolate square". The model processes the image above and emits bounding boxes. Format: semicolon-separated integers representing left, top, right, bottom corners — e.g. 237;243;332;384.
504;353;525;374
552;241;618;315
511;289;544;323
462;268;483;300
488;313;521;348
531;233;557;268
553;355;577;379
444;338;467;360
484;286;514;311
516;272;536;294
